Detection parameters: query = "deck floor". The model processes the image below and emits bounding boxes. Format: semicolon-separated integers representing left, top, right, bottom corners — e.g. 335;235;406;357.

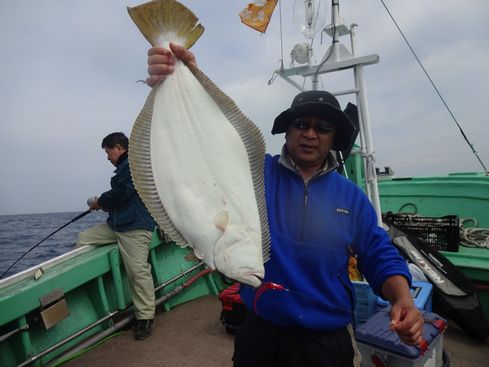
64;295;234;367
63;295;488;367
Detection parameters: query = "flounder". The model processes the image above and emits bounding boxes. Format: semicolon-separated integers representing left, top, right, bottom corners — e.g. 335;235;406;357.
127;0;270;288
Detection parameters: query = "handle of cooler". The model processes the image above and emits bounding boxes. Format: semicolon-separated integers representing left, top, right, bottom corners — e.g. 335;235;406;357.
417;318;447;355
417;338;429;354
424;318;447;332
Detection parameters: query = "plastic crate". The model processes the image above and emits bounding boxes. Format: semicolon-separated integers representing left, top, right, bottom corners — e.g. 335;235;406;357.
383;213;459;252
352;281;378;326
376;281;433;312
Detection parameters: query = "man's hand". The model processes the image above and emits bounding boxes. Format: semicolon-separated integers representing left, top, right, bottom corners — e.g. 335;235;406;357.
388;297;424;345
146;42;197;87
87;196;101;211
381;275;424;345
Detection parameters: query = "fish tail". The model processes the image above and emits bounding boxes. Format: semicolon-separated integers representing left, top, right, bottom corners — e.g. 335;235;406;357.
127;0;204;49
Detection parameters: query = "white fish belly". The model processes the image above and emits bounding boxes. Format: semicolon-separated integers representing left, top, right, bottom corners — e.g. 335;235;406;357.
150;62;262;269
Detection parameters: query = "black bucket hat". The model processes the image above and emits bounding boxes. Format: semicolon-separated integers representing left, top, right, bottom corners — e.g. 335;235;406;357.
272;90;356;151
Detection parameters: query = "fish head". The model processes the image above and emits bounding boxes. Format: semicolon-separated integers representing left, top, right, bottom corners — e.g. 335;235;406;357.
213;223;264;288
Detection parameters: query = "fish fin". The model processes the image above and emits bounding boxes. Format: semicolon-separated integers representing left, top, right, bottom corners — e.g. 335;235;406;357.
214;211;230;232
184;251;202;263
189;64;271;264
128;87;189;248
127;0;204;49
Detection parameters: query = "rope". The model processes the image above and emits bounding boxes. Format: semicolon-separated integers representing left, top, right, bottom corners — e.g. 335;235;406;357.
459;218;489;249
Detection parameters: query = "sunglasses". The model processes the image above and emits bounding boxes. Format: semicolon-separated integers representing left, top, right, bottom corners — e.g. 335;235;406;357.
291;119;335;134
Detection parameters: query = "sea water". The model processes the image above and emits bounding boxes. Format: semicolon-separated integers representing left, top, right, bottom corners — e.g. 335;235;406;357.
0;211;108;278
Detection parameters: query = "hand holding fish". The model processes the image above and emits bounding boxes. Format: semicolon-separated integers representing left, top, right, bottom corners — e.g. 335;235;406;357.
146;43;196;87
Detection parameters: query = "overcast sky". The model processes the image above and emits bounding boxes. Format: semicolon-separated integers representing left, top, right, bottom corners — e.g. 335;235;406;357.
1;0;488;215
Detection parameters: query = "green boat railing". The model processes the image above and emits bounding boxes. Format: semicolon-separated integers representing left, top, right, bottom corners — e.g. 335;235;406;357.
0;231;225;367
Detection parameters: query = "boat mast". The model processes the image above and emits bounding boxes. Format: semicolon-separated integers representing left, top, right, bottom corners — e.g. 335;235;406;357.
276;0;383;225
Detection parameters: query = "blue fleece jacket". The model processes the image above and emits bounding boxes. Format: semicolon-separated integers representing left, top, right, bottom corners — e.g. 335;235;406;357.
240;153;411;331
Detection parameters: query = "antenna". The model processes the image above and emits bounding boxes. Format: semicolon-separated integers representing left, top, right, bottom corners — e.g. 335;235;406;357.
292;0;328;39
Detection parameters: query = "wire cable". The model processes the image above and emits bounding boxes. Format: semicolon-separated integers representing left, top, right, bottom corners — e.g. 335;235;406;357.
379;0;488;175
268;0;284;85
313;0;337;87
278;0;284;69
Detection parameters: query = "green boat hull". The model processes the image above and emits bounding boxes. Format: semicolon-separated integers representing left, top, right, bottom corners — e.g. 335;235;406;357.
0;232;225;367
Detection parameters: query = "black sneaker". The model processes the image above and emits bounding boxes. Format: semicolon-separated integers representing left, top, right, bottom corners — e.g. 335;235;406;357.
134;319;154;340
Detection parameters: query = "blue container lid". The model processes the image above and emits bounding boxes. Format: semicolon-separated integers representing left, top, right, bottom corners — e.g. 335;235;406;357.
376;281;433;309
355;309;445;360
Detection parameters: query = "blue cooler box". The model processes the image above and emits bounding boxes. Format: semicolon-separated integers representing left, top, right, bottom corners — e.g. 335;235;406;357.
376;281;433;312
353;281;433;326
355;309;446;367
353;281;378;325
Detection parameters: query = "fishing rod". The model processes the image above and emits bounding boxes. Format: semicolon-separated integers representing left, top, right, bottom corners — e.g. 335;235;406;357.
0;209;92;280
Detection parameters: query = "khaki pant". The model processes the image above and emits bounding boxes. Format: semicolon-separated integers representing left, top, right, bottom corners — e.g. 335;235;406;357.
347;324;362;367
76;223;155;320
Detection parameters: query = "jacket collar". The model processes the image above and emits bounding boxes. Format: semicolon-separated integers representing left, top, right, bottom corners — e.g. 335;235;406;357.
113;152;129;173
116;151;128;167
278;145;338;182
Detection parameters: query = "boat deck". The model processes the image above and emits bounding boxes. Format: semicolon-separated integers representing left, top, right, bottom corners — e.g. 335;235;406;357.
64;295;234;367
63;295;488;367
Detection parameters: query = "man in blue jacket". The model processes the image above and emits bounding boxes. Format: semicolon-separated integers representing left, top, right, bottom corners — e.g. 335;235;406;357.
76;132;156;340
145;44;424;366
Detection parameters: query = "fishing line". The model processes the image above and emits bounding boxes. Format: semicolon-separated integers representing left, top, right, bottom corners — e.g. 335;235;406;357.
379;0;489;175
253;282;355;316
268;0;284;85
278;0;284;70
0;209;92;280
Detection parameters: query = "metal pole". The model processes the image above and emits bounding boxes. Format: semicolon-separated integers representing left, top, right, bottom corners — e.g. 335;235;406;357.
331;0;340;63
0;325;29;343
350;28;372;202
17;311;119;367
353;89;372;201
154;262;204;292
355;65;383;225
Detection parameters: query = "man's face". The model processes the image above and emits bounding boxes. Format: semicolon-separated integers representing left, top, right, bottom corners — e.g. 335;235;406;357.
285;116;335;171
105;144;126;166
